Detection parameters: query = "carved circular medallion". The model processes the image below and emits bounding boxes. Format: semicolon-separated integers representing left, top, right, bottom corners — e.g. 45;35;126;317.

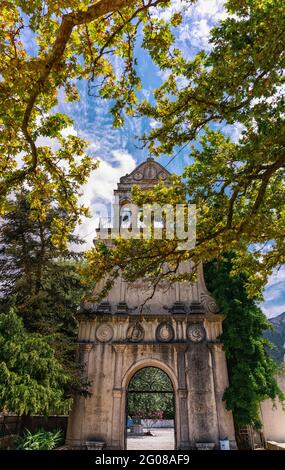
156;322;174;342
187;324;206;343
95;323;114;343
133;171;143;181
158;171;168;180
127;323;144;342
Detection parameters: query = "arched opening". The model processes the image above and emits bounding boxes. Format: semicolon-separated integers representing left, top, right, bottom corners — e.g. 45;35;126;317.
126;367;175;450
120;205;132;228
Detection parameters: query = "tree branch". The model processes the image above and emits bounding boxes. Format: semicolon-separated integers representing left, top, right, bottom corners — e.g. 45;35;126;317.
21;0;169;169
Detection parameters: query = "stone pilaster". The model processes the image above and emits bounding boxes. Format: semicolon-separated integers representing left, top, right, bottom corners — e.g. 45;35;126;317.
209;342;237;449
66;342;93;449
111;345;126;449
186;341;219;448
175;344;190;449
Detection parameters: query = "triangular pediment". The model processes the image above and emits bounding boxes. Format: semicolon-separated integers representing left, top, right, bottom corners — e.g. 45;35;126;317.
118;157;171;189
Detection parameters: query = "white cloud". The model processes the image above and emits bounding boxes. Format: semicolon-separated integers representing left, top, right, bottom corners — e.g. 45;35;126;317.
82;150;136;203
56;81;146;163
61;125;78;138
149;119;160;129
261;303;285;319
186;18;211;49
155;0;226;22
193;0;227;19
75;150;136;248
222;122;246;143
261;266;285;318
159;0;228;57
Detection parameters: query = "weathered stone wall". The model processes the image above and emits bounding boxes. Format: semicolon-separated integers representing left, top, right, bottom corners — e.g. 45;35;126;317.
66;313;236;449
66;157;236;450
260;373;285;443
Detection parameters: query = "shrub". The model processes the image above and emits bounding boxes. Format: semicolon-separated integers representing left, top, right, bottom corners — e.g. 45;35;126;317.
16;428;63;450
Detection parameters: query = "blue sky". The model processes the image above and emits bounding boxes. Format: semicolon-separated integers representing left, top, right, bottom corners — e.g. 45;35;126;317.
21;0;284;318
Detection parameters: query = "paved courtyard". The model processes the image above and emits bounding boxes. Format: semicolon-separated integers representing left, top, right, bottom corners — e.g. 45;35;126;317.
127;428;175;450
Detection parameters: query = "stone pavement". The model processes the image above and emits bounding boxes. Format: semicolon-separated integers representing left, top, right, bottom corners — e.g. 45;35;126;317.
266;441;285;450
127;428;175;450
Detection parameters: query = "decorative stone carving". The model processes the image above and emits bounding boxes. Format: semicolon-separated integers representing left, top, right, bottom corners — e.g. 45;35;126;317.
127;278;171;291
116;157;171;191
189;301;205;314
157;171;169;180
133;171;143;181
195;442;215;450
187;323;206;343
156;322;174;342
144;163;157;179
126;323;144;342
200;293;219;314
169;301;187;314
96;301;112;314
78;342;93;352
95;323;114;343
116;302;129;314
86;440;105;450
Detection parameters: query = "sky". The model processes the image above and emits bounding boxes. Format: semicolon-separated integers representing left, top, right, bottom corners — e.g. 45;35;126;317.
21;0;284;318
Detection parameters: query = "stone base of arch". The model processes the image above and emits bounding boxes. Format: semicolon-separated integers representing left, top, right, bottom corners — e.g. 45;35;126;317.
66;314;237;450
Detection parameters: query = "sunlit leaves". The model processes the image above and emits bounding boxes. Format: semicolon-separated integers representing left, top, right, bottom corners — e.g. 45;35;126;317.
0;0;180;247
133;0;285;288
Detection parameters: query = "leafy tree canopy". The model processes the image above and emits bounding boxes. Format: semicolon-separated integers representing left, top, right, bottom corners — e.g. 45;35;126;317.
128;367;173;392
82;0;285;298
0;191;86;333
0;191;91;398
1;1;283;288
0;0;188;247
0;308;71;415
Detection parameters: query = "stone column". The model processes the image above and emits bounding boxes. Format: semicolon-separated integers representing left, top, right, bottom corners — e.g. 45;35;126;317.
66;342;93;449
209;342;237;449
111;345;126;449
175;344;190;449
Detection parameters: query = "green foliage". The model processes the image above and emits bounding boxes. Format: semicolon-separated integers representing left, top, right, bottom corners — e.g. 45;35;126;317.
0;192;81;329
0;309;71;415
204;253;284;428
83;0;285;303
128;367;174;420
0;191;91;402
0;0;184;247
0;191;86;333
16;428;63;450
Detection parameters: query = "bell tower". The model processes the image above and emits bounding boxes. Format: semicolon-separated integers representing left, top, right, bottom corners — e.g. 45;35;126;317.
66;158;237;450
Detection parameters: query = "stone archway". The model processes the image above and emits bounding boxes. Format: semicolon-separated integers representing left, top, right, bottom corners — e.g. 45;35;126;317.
126;366;175;450
66;324;237;450
122;362;177;450
108;347;190;450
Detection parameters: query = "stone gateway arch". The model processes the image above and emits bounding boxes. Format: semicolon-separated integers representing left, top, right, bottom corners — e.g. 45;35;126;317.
66;158;237;450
